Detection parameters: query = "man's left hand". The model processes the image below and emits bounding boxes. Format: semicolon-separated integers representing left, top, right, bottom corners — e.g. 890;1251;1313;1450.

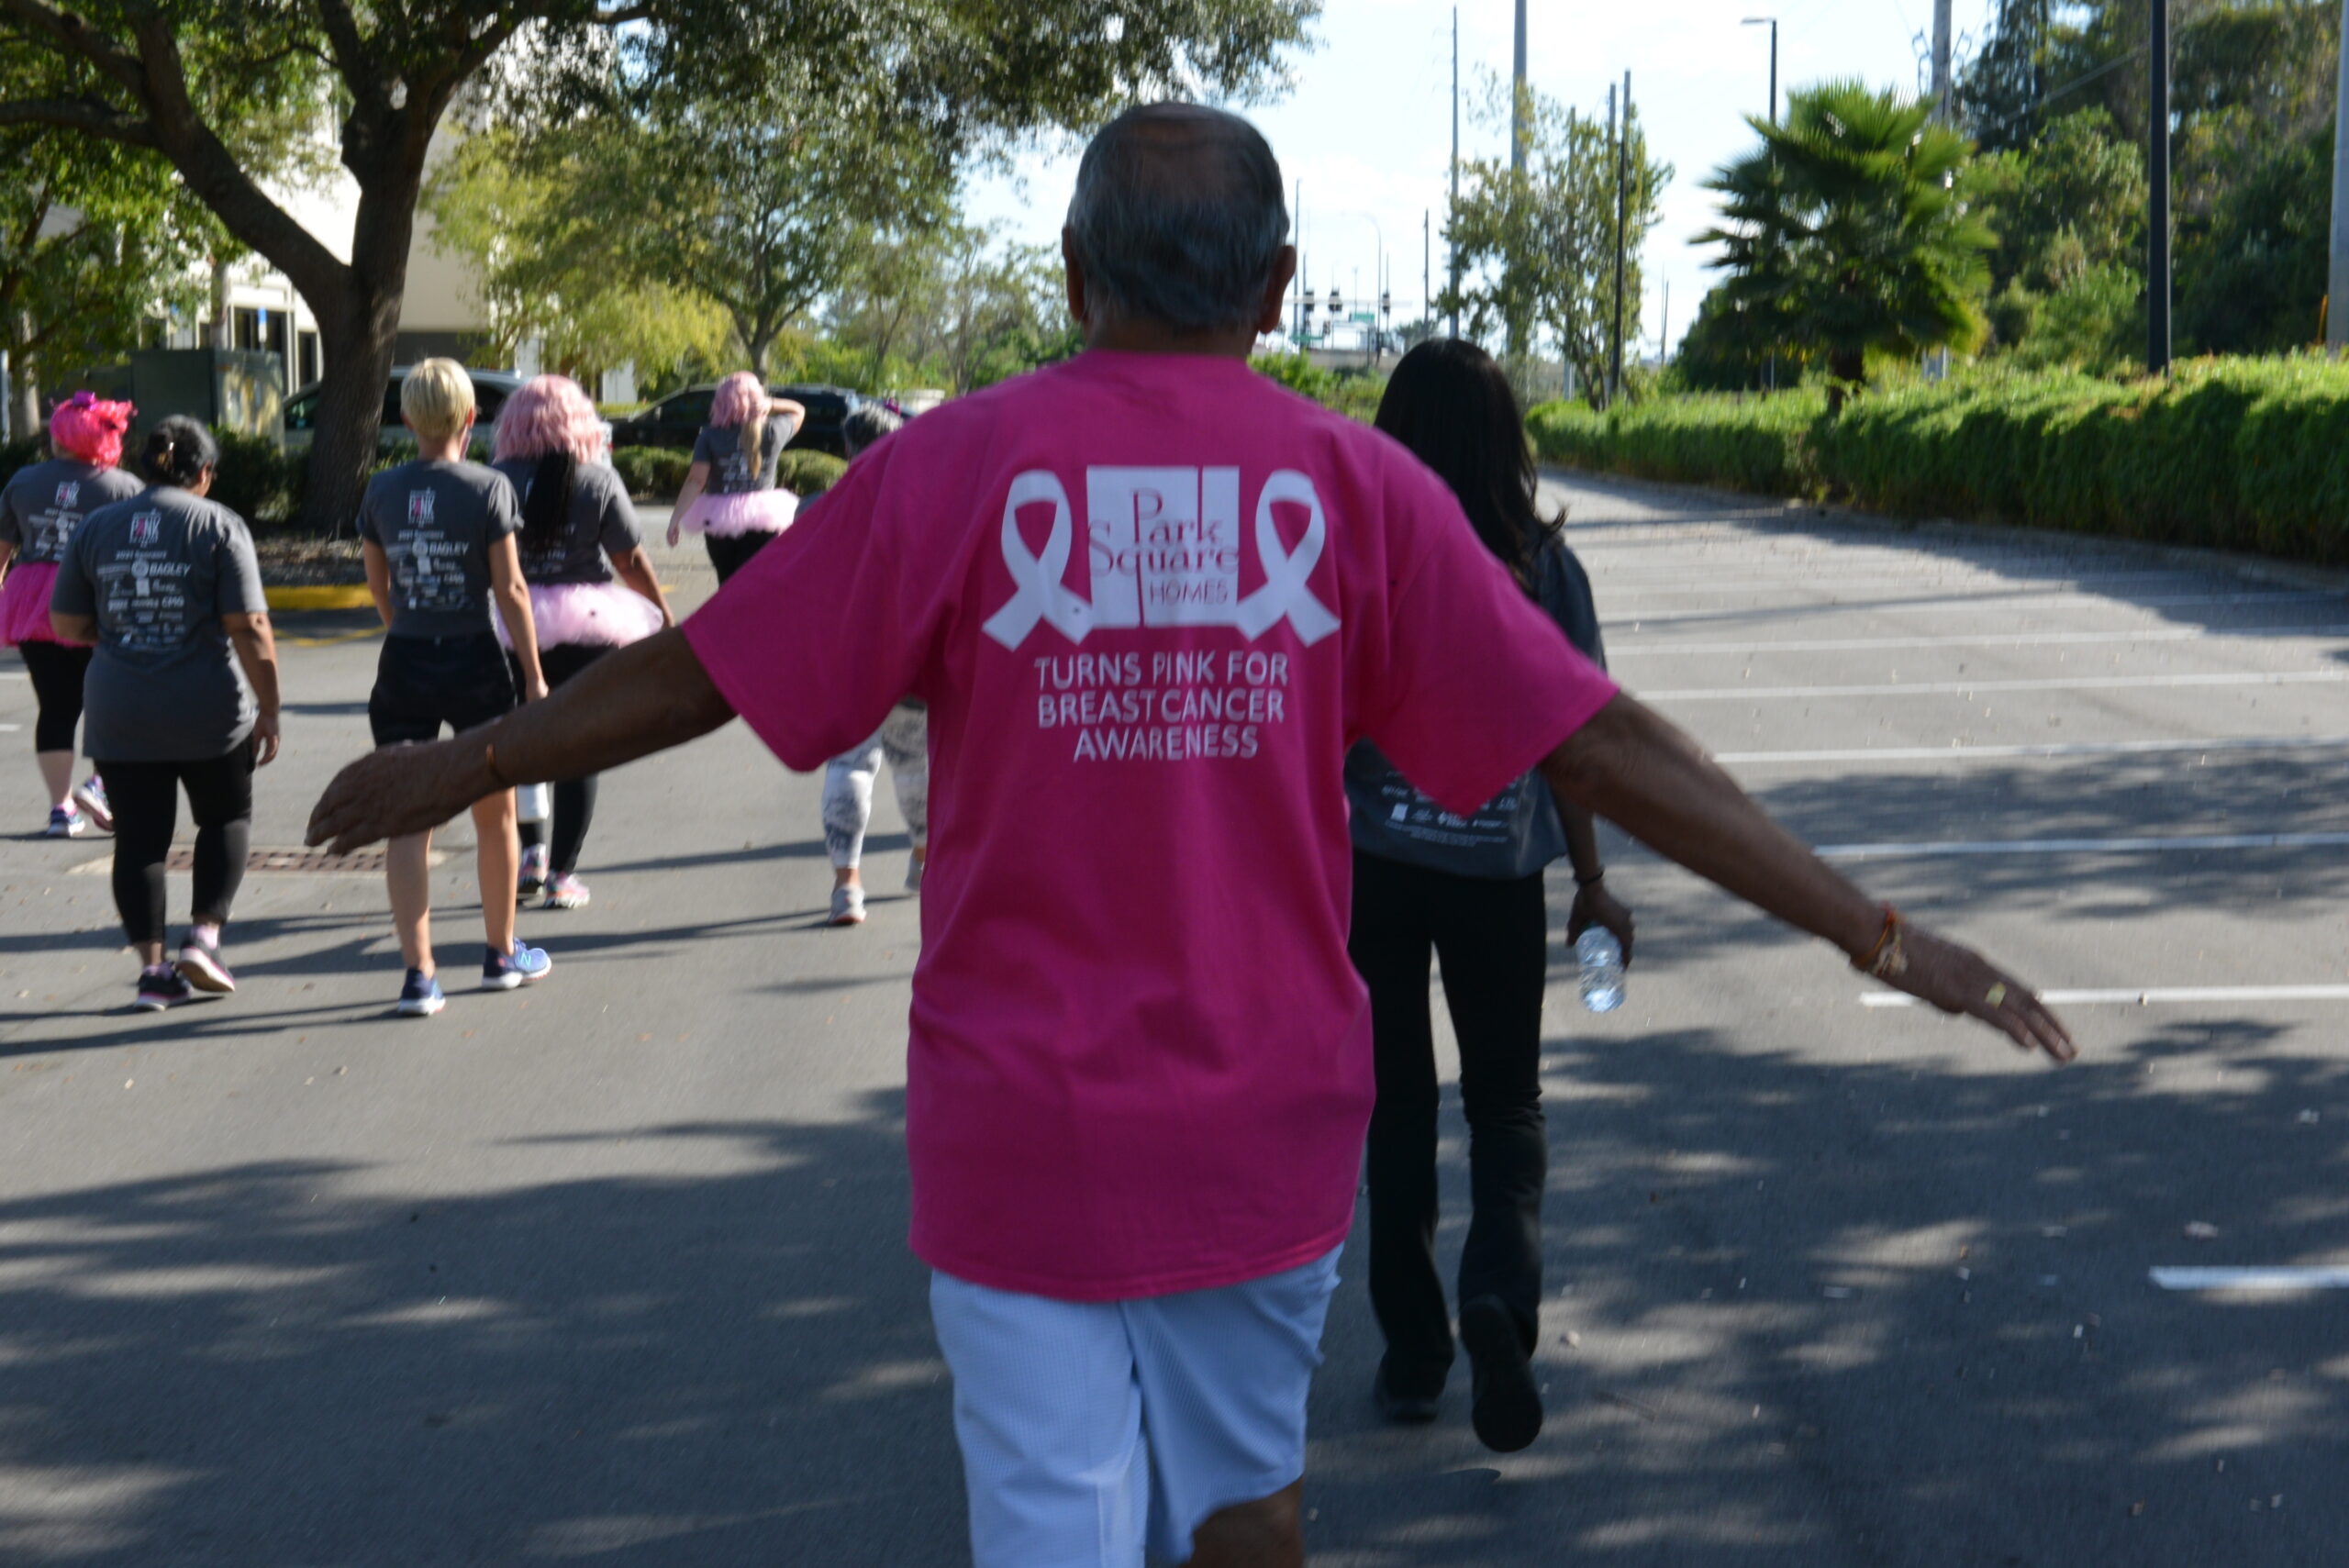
1567;878;1635;966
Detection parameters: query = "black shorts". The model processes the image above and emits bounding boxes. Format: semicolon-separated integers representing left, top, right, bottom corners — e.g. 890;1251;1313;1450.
369;632;517;747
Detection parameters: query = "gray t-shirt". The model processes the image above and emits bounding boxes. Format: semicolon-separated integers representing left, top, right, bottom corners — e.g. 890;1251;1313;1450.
490;458;643;586
1346;533;1608;880
51;485;266;763
0;458;143;565
690;421;786;495
357;459;519;638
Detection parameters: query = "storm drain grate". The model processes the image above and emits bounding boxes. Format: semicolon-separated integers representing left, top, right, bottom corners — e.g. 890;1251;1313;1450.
166;847;391;874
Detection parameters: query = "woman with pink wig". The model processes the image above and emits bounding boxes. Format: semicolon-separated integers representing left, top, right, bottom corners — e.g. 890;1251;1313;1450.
0;392;144;835
491;374;672;908
662;372;806;583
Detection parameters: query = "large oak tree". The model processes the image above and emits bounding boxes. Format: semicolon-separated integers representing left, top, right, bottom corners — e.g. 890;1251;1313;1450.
0;0;1316;528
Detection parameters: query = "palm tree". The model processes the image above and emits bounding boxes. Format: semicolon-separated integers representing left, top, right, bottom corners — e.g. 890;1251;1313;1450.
1698;80;1993;406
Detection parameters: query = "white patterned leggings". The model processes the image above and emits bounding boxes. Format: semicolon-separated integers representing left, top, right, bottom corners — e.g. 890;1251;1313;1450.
822;704;929;870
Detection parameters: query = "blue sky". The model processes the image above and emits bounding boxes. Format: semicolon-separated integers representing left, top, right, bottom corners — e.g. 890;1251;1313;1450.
967;0;1998;354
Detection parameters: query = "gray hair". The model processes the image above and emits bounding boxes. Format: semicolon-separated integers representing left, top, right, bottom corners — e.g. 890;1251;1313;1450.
842;404;904;458
1064;104;1289;336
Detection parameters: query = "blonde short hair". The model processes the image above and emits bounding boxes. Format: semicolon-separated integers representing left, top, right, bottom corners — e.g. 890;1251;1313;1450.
400;359;475;443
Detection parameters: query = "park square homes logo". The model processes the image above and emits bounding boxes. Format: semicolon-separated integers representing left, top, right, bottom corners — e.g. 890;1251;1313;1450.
983;467;1340;650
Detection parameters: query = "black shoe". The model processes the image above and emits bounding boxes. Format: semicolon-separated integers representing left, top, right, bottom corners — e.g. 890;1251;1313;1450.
1372;1357;1442;1425
1460;1296;1542;1452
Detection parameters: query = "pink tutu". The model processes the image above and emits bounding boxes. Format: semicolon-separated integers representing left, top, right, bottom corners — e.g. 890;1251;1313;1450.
0;562;76;647
680;488;797;539
496;580;667;651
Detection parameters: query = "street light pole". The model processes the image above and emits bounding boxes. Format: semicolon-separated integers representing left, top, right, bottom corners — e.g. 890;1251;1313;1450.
1742;17;1778;126
2326;0;2349;347
2147;0;2172;374
1510;0;1529;172
1611;72;1631;404
1448;6;1461;338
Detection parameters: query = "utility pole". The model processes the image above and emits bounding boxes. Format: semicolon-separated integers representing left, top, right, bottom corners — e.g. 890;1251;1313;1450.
1448;6;1461;338
1611;72;1631;404
1293;178;1305;341
1743;17;1778;125
1931;0;1954;118
1661;280;1671;364
1422;208;1431;344
2147;0;2172;374
1510;0;1529;172
2327;0;2349;347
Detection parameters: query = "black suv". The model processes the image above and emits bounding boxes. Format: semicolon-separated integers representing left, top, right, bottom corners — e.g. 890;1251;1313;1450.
283;366;523;459
611;383;861;458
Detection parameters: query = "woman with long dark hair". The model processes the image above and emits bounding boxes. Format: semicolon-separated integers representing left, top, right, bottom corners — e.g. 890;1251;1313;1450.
1347;339;1634;1453
0;392;143;834
48;417;280;1009
490;375;671;908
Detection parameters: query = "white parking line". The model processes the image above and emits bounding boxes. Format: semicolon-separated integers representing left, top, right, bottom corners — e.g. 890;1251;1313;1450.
1864;985;2349;1007
1818;831;2349;860
1612;627;2349;655
1617;591;2339;623
1718;735;2349;765
1648;671;2349;702
1589;570;2223;595
2150;1267;2349;1291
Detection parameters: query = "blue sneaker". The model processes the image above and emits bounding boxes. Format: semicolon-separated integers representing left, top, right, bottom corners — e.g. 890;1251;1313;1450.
134;965;193;1011
396;969;446;1018
481;939;551;991
45;806;84;839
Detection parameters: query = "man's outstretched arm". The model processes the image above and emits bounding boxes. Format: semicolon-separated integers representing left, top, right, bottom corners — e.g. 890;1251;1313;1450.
1542;694;2075;1063
307;628;733;851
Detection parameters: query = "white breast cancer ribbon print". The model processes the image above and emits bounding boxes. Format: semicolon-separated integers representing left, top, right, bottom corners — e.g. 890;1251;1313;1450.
983;466;1341;650
1233;470;1340;646
982;471;1096;647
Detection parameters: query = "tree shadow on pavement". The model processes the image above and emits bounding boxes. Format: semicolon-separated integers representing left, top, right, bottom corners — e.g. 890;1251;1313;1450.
1305;1018;2349;1567
0;1093;969;1565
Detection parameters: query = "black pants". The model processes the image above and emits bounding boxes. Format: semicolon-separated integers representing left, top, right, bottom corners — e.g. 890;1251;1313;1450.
98;746;255;947
21;640;90;753
510;643;606;873
1351;850;1550;1395
705;530;776;584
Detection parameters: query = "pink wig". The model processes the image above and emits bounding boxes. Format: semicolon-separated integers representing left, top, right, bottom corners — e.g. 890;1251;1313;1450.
50;391;135;469
493;374;606;465
712;371;767;428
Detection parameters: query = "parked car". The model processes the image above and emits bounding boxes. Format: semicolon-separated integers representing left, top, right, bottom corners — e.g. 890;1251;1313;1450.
284;365;524;460
610;383;862;458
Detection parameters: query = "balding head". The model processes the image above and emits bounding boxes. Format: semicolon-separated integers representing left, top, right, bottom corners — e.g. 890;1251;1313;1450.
1064;104;1290;337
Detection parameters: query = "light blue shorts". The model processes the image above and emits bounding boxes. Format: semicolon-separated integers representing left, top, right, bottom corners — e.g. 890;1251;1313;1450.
930;1245;1342;1567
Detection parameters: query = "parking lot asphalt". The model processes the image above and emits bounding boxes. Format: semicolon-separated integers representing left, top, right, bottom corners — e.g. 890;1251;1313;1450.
3;478;2346;1565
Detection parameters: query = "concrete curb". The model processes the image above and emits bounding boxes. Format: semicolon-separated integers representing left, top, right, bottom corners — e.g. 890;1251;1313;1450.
263;584;373;612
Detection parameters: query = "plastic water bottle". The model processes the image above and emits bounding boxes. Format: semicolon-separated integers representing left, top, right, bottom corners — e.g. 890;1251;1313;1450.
1576;928;1625;1014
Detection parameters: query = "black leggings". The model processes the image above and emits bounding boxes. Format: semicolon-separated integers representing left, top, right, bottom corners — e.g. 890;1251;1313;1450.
511;643;607;874
705;530;777;584
1350;849;1551;1395
98;746;255;947
20;640;90;754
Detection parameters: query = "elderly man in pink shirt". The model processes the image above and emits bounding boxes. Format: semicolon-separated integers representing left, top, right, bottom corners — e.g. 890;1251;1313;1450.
311;103;2070;1568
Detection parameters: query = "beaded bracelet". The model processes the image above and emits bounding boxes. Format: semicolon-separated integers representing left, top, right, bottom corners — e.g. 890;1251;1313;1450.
1851;904;1909;981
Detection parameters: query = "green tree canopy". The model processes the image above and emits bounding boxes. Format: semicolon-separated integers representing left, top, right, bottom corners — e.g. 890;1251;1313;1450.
0;0;1318;528
1442;73;1668;402
1698;80;1992;399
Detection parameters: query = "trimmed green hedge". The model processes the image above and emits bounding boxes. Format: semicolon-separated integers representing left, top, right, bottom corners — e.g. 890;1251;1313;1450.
1530;359;2349;562
611;444;846;503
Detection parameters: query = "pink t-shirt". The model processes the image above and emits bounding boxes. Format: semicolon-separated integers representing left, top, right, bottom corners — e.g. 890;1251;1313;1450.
685;350;1618;1301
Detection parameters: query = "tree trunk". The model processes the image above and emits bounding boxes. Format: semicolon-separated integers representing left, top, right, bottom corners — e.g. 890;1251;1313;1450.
209;255;234;350
6;312;35;438
293;160;426;535
1825;346;1866;415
